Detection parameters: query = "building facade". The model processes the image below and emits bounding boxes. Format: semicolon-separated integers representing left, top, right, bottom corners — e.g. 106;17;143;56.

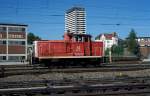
65;7;86;34
0;23;27;62
137;37;150;47
95;32;118;50
137;37;150;58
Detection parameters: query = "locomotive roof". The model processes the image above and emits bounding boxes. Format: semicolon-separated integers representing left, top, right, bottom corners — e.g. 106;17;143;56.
67;33;92;37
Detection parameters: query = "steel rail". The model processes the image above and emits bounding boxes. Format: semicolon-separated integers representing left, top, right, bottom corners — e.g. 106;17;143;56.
0;83;150;95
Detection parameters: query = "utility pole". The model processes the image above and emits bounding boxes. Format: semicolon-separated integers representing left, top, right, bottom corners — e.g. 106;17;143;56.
109;48;112;63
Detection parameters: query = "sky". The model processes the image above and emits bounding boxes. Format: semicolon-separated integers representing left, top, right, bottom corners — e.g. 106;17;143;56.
0;0;150;40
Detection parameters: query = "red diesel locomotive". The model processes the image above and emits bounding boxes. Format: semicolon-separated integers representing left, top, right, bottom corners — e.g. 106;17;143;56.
33;33;104;67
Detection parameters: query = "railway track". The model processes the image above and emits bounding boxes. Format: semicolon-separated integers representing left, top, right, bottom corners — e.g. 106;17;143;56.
0;79;150;96
1;76;150;88
0;73;150;95
0;63;150;77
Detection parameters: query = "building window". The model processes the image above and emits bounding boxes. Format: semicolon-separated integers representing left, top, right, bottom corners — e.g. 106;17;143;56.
8;41;25;45
8;56;25;61
3;56;6;60
0;41;6;45
0;27;6;32
8;56;19;61
8;34;24;39
0;56;6;60
21;41;25;45
8;27;25;32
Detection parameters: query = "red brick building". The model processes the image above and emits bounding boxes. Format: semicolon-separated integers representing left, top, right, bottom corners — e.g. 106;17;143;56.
0;23;27;62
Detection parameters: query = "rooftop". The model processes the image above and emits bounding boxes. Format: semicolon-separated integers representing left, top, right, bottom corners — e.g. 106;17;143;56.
95;32;117;40
137;37;150;39
0;23;28;27
66;7;85;14
67;33;92;37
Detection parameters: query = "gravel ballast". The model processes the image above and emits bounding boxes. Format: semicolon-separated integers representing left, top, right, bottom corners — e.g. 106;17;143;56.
0;69;150;82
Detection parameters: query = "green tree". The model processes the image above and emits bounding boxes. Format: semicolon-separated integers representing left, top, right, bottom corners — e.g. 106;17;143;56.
27;32;41;44
111;45;124;56
126;29;139;55
118;38;127;48
105;48;110;56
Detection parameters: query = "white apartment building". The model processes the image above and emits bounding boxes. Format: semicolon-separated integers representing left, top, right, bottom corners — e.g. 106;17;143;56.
65;7;86;34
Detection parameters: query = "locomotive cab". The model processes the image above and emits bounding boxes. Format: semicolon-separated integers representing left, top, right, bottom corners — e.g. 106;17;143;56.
64;32;92;42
